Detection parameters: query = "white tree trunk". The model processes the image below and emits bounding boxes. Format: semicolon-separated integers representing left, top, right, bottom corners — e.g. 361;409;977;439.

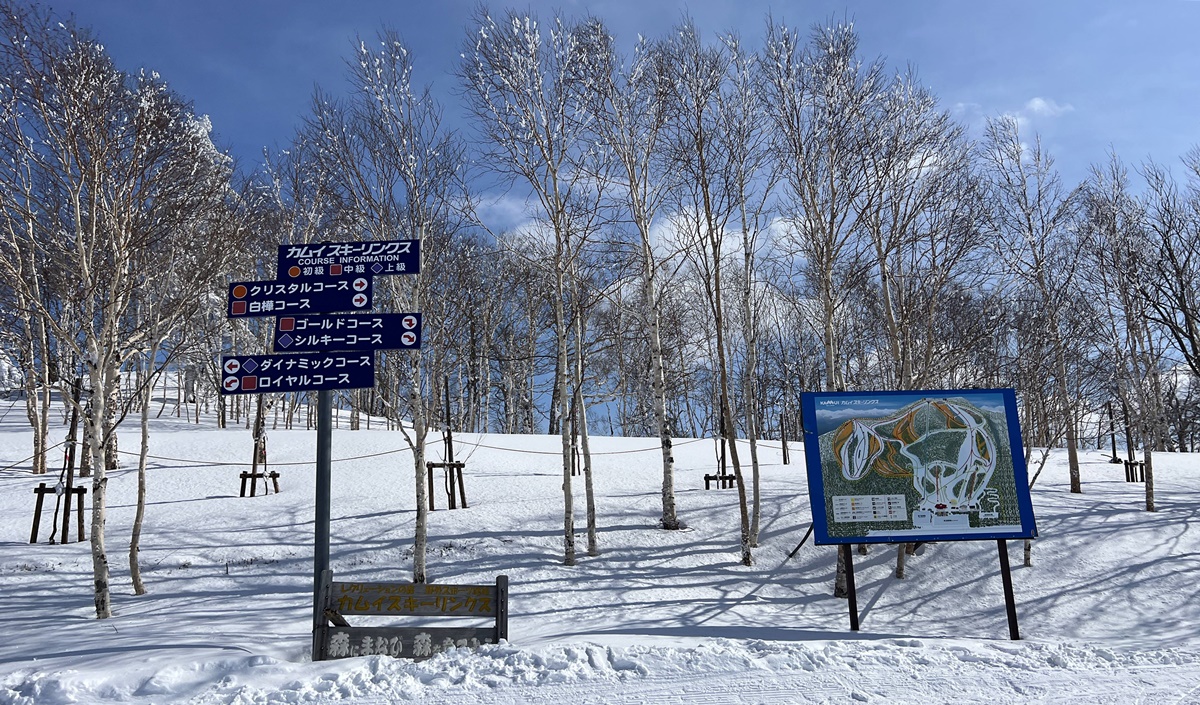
412;372;428;583
574;311;598;557
130;370;151;595
555;275;575;566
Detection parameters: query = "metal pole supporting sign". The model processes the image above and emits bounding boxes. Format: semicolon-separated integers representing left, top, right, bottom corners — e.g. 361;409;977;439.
312;390;333;656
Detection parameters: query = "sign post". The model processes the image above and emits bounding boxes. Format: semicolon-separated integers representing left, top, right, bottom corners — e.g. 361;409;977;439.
223;237;501;661
221;238;425;662
313;390;332;652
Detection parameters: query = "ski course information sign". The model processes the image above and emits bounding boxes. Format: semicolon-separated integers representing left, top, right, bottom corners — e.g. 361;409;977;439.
220;353;374;395
277;239;420;279
273;313;422;353
228;278;371;318
800;388;1037;545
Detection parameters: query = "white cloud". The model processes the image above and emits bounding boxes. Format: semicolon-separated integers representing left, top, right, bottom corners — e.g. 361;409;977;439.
1024;97;1074;118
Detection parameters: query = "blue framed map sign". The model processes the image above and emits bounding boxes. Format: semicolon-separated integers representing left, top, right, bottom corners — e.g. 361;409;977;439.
800;389;1037;545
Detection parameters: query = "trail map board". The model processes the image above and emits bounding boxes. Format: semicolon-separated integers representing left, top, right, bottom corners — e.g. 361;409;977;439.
800;388;1037;545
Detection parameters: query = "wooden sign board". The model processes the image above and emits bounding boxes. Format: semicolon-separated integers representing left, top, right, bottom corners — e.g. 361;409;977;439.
331;580;496;617
325;626;497;660
313;571;509;661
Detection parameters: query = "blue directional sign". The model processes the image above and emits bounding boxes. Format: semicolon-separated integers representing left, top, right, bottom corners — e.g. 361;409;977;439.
227;277;372;318
277;239;420;280
219;353;374;395
273;313;421;353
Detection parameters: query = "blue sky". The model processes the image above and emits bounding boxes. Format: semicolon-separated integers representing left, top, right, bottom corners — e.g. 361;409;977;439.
47;0;1200;188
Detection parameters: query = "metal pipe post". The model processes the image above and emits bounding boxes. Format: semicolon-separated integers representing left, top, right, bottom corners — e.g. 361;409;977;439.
313;390;332;634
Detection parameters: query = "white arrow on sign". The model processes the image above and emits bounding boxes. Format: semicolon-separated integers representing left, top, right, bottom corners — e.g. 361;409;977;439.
223;376;239;391
224;359;240;374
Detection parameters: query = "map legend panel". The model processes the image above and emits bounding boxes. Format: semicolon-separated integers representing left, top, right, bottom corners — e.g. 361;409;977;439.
832;495;907;523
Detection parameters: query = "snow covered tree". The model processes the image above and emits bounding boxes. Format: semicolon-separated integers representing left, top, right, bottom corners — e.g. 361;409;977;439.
461;8;610;564
586;31;687;529
0;3;237;616
981;115;1085;495
302;28;472;582
660;20;756;566
760;19;881;592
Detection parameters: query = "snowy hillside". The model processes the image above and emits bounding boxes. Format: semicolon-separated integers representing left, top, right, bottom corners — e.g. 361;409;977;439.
2;404;1200;704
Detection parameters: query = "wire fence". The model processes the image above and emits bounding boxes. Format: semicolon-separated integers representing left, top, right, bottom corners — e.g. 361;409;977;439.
3;434;792;472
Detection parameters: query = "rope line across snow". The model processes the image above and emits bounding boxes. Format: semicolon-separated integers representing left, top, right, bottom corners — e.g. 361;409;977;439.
101;436;713;468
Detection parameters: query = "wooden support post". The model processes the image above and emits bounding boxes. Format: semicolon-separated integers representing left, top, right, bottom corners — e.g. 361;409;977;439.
456;464;467;508
841;543;859;631
997;539;1020;640
447;464;457;510
1107;401;1120;463
781;413;790;466
427;462;436;511
31;483;48;544
74;487;85;542
60;482;71;542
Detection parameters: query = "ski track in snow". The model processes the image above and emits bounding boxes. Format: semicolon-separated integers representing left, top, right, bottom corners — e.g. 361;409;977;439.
2;402;1200;704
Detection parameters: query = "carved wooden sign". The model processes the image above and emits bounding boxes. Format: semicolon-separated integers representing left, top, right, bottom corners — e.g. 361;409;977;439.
313;570;509;661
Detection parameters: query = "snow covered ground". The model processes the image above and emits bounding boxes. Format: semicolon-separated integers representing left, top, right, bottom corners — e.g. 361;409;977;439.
2;399;1200;704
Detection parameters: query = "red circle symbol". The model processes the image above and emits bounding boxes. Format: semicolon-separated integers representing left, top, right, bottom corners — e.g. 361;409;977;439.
232;285;247;299
288;266;301;278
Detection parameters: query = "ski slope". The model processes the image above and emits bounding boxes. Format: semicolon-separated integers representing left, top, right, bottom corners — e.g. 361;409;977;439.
1;401;1198;704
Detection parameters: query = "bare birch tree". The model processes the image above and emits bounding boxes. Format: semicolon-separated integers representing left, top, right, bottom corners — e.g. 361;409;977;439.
304;28;470;582
587;33;687;529
462;8;609;565
0;3;237;615
661;20;754;565
761;19;880;593
982;115;1084;495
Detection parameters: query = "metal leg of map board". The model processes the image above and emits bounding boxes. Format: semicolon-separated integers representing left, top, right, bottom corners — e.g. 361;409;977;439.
997;539;1020;640
841;543;860;632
